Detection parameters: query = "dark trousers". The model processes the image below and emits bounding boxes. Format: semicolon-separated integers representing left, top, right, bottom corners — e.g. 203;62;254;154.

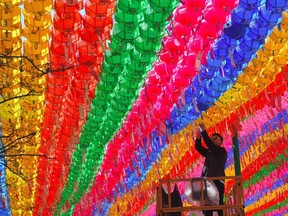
203;180;225;216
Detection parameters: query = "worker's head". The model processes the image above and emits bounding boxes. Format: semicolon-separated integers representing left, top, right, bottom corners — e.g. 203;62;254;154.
211;133;223;146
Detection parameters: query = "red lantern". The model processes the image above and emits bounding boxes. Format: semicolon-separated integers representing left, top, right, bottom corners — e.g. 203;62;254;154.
80;28;111;42
53;12;82;32
50;39;77;56
52;28;79;43
54;0;83;14
83;15;113;33
85;0;116;17
88;0;116;3
78;38;104;64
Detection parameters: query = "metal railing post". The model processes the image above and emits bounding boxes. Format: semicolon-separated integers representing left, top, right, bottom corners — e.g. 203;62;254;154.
232;130;245;216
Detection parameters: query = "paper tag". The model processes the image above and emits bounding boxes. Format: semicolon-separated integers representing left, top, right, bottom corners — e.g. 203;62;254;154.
264;88;270;101
195;52;202;72
55;113;61;129
185;132;189;147
64;46;69;63
229;47;237;68
130;132;135;145
197;72;202;85
67;34;75;58
192;96;200;113
221;66;225;78
180;88;186;106
97;35;106;52
159;136;163;146
137;126;142;139
79;104;85;120
88;66;100;82
276;95;282;111
166;128;171;144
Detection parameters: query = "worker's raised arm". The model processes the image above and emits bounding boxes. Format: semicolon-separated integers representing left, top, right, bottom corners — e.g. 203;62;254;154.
199;123;226;157
195;129;209;157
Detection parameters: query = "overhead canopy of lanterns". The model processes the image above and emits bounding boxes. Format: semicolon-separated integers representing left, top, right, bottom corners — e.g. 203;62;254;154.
0;0;287;215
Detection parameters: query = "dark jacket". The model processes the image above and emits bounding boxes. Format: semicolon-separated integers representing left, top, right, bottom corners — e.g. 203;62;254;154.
195;130;227;178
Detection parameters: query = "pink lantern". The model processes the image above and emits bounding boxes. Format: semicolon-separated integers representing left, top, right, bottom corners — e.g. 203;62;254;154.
176;64;195;80
189;36;204;52
145;84;162;103
185;52;197;67
137;87;149;103
198;20;220;39
204;5;230;25
122;120;133;134
173;21;192;38
154;62;167;76
154;62;174;85
144;72;162;103
160;51;175;63
162;36;185;54
212;0;239;11
173;75;190;90
184;0;206;9
166;82;181;104
153;100;171;120
126;111;140;127
146;71;160;85
174;5;202;27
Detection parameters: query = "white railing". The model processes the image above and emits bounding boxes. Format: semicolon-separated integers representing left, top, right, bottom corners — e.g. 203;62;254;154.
156;176;244;216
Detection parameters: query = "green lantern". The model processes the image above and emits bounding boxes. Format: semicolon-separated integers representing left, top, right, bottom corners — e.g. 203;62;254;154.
117;0;147;14
145;7;170;27
109;37;134;52
104;49;130;65
125;64;147;79
106;106;125;119
115;9;144;26
126;60;152;73
88;112;102;125
102;60;124;75
101;71;119;83
131;48;157;64
134;36;158;52
140;22;165;41
149;0;178;12
112;23;140;42
96;81;115;96
121;76;143;89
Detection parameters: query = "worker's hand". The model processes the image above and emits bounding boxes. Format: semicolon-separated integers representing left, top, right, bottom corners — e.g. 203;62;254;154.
196;129;202;139
199;123;206;131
